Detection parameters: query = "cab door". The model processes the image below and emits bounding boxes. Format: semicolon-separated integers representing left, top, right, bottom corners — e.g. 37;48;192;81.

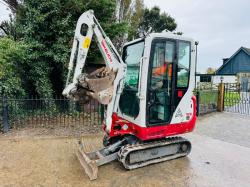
146;39;175;126
146;39;192;126
174;41;192;113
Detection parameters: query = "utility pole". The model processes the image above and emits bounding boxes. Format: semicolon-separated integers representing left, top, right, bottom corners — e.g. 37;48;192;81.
195;41;199;89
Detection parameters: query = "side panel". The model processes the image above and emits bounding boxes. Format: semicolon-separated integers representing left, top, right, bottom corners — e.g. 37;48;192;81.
106;96;196;141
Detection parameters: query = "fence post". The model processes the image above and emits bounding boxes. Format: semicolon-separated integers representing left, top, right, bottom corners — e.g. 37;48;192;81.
100;105;105;122
2;96;9;133
217;83;225;112
196;91;200;116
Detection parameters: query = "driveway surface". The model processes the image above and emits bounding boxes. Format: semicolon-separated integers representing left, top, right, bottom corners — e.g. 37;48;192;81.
0;112;250;187
195;112;250;147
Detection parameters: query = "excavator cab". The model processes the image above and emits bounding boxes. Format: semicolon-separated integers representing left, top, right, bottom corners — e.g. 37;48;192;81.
118;35;195;131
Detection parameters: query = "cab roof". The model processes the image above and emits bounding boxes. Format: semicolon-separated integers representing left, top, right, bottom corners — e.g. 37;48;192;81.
124;32;195;47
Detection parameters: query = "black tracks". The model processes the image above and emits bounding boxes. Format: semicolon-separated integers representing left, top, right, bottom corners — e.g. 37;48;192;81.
117;137;191;170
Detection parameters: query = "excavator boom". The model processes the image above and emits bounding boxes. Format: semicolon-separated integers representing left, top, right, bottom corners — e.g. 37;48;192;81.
63;10;125;106
62;10;127;180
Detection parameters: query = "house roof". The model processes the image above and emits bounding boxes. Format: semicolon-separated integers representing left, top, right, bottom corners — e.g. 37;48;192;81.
243;47;250;55
216;46;250;74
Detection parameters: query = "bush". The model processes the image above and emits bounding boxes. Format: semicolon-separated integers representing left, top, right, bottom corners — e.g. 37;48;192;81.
0;37;27;97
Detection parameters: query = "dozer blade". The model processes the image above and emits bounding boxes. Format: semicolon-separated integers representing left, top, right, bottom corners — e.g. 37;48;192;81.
76;147;98;180
76;140;118;180
72;67;117;104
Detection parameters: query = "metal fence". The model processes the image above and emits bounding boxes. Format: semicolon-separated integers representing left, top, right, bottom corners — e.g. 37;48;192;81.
0;96;104;133
4;83;248;133
224;83;250;115
196;82;219;115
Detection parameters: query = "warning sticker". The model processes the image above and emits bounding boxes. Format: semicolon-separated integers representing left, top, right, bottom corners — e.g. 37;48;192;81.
83;37;91;49
175;108;183;118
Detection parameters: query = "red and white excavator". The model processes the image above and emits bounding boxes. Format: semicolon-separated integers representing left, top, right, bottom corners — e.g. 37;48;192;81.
63;10;197;180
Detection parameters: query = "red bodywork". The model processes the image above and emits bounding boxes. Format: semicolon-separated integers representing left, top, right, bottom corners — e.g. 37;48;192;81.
103;96;197;141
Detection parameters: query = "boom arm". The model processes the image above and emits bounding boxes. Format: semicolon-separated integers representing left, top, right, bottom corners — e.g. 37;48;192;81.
63;10;126;132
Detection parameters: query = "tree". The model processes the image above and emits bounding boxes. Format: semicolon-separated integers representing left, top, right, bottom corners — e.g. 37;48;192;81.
0;19;16;38
0;37;26;97
0;0;180;99
127;0;144;40
0;0;22;37
2;0;20;14
206;67;216;74
115;0;144;41
1;0;129;98
138;6;177;36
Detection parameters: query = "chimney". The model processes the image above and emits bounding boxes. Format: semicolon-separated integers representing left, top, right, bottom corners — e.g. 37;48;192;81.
223;58;229;65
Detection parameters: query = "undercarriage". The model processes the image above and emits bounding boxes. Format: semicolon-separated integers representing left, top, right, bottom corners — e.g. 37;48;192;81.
77;136;191;180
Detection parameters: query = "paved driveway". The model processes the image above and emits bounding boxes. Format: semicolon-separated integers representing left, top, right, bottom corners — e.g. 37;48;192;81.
195;112;250;147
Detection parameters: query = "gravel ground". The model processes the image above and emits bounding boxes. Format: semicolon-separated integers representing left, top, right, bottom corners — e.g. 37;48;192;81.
0;112;250;187
0;134;250;187
0;123;101;139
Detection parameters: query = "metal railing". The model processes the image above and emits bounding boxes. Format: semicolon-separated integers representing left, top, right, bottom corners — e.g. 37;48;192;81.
196;82;219;115
0;96;104;133
224;83;250;115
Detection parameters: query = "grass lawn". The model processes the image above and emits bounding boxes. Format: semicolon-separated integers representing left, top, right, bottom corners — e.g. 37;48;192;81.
197;91;240;107
199;91;218;105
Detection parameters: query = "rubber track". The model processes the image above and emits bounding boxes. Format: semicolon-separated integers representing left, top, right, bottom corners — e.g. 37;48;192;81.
117;137;191;170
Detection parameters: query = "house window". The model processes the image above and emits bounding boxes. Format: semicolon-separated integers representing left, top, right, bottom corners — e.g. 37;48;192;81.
200;75;212;82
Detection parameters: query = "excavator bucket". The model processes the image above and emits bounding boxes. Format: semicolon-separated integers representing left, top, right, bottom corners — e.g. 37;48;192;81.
71;67;117;105
76;139;118;180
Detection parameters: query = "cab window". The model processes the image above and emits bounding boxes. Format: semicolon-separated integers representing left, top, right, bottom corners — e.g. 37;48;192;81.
177;41;191;88
119;41;144;118
123;41;144;89
147;40;175;125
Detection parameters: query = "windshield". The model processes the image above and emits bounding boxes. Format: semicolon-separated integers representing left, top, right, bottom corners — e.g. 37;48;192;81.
123;41;144;89
119;41;144;118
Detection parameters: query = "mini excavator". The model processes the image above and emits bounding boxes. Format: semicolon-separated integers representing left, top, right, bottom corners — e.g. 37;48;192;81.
63;10;197;180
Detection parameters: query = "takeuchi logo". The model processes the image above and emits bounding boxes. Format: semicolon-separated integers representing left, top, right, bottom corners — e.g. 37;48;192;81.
101;40;112;63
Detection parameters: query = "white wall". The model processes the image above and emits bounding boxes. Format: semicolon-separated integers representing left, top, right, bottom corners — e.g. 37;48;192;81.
196;75;237;86
212;75;237;84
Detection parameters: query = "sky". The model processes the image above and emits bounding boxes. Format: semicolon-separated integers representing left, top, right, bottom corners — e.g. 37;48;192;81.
0;1;9;20
1;0;250;72
144;0;250;73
